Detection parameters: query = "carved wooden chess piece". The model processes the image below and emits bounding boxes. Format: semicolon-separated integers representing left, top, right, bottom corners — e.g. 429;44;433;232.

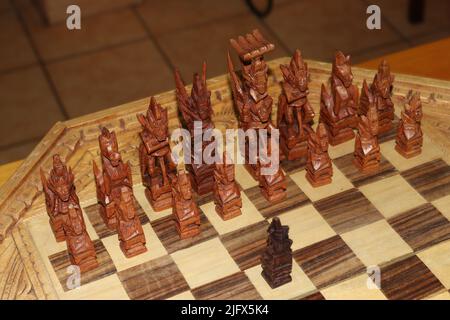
41;154;98;272
171;170;201;239
259;140;287;203
228;29;276;180
277;49;315;160
360;60;395;134
261;217;293;289
354;105;381;173
306;123;333;187
137;97;176;211
174;62;215;196
319;51;359;145
395;92;423;158
213;152;242;220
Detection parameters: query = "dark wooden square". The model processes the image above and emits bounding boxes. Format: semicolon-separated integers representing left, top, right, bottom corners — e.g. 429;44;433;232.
49;239;116;292
388;203;450;251
192;271;262;300
333;153;398;187
293;235;365;289
313;188;383;234
220;220;269;271
117;255;189;300
401;159;450;202
297;292;325;300
380;255;444;300
150;210;218;254
244;176;310;219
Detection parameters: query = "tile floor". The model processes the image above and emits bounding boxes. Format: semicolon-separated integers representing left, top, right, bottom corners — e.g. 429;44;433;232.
0;0;449;164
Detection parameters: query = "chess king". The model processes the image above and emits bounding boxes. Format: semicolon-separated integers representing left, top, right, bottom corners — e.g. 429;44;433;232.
277;49;315;160
395;92;423;158
41;155;98;272
138;97;177;211
174;62;215;196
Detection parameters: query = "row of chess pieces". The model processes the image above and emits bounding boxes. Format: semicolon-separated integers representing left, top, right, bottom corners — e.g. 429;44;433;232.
39;30;423;290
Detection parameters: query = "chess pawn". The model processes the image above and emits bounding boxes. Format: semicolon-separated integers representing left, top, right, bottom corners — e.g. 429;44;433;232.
171;170;201;239
259;140;287;203
306;123;333;187
261;217;293;289
213;152;242;220
395;92;423;158
353;104;381;173
116;186;147;258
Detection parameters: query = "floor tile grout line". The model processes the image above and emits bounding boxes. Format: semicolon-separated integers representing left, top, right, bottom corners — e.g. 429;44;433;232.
10;1;70;120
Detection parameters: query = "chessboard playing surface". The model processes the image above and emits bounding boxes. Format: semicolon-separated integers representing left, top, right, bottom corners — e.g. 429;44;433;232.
24;118;450;300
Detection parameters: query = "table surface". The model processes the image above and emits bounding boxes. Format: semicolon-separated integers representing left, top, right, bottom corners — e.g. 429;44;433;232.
1;37;450;187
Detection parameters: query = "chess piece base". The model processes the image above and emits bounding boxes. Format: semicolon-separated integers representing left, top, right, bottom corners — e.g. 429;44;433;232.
215;205;242;221
260;186;287;204
306;171;332;187
176;223;201;239
280;139;308;161
353;158;380;174
120;238;148;258
69;253;99;273
145;188;172;211
261;271;292;289
395;144;422;158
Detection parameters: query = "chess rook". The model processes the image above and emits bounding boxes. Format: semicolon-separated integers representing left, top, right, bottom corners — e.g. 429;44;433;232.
354;105;381;173
395;92;423;158
306;123;333;187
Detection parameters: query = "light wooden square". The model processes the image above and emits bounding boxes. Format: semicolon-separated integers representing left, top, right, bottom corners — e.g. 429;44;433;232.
235;164;259;189
276;204;336;251
359;174;427;219
426;291;450;300
432;195;450;221
290;164;354;202
200;193;264;235
341;220;412;267
171;237;240;289
321;273;387;300
27;213;67;256
418;240;450;289
167;290;195;300
328;138;355;159
245;261;316;299
380;137;441;172
60;274;129;300
102;223;167;272
134;184;172;221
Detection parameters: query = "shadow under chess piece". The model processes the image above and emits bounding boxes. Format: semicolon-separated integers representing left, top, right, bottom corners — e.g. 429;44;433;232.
171;170;201;239
213;152;242;220
261;217;293;289
306;123;333;187
395;92;423;158
354;105;381;173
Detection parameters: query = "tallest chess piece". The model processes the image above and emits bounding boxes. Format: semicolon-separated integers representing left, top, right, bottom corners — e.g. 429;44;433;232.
174;62;215;196
395;92;423;158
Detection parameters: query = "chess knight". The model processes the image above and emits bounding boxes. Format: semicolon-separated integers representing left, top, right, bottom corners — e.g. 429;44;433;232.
261;217;293;289
213;152;242;220
359;60;395;134
171;170;201;239
137;97;176;211
395;92;423;158
41;155;98;272
320;51;359;145
174;62;215;196
306;121;333;187
277;49;315;160
354;105;381;173
93;127;146;258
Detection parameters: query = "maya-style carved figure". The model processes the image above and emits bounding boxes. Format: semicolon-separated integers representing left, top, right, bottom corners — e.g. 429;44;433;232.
93;127;146;258
354;105;381;173
277;49;315;160
395;92;423;158
213;152;242;220
228;29;276;180
259;140;287;203
137;97;176;211
360;60;395;134
306;122;333;187
171;170;201;239
41;155;98;272
320;51;359;145
261;217;293;289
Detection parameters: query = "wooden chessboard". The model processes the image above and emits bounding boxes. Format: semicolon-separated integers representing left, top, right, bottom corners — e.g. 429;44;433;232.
1;57;450;300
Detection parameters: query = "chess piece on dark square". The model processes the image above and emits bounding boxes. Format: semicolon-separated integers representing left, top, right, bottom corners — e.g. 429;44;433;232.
395;92;423;158
137;97;176;211
306;122;333;187
354;104;381;173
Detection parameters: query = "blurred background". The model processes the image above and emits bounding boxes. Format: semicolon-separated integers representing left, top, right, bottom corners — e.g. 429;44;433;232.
0;0;449;165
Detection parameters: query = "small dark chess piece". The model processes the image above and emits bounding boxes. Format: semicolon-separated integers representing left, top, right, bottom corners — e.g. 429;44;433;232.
277;49;315;160
354;104;381;173
171;170;201;239
213;152;242;220
137;97;176;211
41;154;98;272
306;123;333;187
395;92;423;158
359;60;395;134
261;217;293;289
174;62;215;196
319;51;359;145
259;140;287;203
